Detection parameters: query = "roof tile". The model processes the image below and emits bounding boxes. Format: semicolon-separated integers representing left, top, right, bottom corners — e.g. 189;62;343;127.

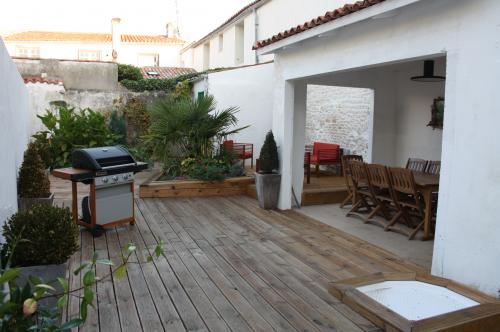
140;67;197;79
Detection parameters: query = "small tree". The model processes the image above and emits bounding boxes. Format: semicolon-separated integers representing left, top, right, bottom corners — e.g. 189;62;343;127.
258;131;279;174
18;143;51;198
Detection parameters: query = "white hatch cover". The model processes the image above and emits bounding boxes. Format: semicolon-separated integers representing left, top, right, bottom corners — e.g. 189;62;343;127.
357;280;479;321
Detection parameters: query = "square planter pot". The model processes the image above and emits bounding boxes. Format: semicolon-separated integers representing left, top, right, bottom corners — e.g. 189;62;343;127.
18;193;54;213
18;262;68;309
255;172;281;209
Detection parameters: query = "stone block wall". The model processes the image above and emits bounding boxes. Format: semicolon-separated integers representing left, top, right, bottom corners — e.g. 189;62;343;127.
306;85;373;159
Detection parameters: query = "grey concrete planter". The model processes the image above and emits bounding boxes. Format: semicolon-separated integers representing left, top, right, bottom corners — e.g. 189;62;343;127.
18;193;54;212
255;172;281;210
18;262;68;309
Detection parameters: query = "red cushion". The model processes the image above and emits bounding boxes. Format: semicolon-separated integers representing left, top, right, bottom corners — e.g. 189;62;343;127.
243;152;253;158
223;140;234;149
311;142;340;161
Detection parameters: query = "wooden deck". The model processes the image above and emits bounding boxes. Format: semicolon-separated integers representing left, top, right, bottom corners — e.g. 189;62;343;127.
53;178;427;332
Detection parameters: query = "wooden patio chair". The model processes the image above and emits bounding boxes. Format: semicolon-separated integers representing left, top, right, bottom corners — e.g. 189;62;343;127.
386;167;426;240
304;150;311;184
346;160;373;220
223;140;254;168
365;164;394;227
340;154;363;208
426;160;441;175
405;158;428;173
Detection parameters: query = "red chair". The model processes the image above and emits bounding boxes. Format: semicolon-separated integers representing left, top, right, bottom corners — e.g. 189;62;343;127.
307;142;342;177
222;140;254;168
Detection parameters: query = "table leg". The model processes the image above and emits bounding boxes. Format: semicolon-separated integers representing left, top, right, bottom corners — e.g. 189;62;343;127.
71;181;78;224
422;188;433;241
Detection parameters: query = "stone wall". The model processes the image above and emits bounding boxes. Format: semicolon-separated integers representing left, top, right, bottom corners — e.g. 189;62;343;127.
306;85;373;159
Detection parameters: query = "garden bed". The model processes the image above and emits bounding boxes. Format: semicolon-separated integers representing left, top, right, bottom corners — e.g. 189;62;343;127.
139;173;255;198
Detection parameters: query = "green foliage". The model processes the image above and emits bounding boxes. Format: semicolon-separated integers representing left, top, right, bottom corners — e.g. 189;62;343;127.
121;98;150;143
0;235;165;331
171;80;193;101
120;72;197;92
259;131;279;174
108;110;127;145
117;64;142;81
18;143;51;198
32;106;120;168
3;204;79;267
144;94;248;163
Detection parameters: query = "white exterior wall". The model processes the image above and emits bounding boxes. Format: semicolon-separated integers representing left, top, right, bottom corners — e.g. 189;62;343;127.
265;0;500;296
0;40;31;234
181;0;353;70
192;63;275;163
4;41;183;67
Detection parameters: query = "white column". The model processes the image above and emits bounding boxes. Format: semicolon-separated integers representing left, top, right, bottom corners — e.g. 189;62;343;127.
272;78;294;210
291;82;307;206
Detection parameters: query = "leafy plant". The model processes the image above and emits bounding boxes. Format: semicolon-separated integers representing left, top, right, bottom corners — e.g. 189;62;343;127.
259;131;279;174
171;80;192;101
108;110;127;145
0;233;165;331
18;143;51;198
120;72;199;92
144;94;248;163
117;64;142;81
32;106;120;168
3;204;79;267
121;98;150;144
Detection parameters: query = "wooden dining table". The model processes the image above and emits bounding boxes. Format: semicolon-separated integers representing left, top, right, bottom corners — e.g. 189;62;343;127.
412;172;440;241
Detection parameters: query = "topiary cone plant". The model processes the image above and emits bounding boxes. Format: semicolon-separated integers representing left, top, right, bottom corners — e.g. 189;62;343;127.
255;131;281;209
17;143;53;212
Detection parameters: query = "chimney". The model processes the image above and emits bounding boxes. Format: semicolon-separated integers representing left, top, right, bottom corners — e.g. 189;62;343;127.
111;18;121;61
166;22;178;38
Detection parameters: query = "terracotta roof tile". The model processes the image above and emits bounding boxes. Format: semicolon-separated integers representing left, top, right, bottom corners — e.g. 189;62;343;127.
23;76;63;85
140;67;197;79
5;31;185;45
253;0;386;50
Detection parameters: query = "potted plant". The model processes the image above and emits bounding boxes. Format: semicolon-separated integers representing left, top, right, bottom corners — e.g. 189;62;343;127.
2;204;79;308
17;143;53;212
255;131;281;209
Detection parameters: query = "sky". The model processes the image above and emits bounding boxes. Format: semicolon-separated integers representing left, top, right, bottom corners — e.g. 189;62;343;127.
0;0;251;42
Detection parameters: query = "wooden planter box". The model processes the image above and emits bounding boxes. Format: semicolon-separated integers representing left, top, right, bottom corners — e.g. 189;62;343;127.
329;272;500;332
139;174;255;198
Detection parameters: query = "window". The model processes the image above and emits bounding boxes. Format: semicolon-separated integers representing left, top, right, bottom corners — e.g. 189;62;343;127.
137;53;159;67
197;91;205;100
16;46;40;58
203;43;210;70
235;23;244;65
218;34;224;52
78;50;101;61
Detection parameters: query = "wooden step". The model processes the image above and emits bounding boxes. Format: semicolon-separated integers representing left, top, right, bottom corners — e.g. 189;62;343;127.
245;184;348;206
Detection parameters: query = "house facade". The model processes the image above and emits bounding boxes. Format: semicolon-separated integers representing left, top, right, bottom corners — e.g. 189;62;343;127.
3;19;185;67
181;0;354;71
253;0;500;297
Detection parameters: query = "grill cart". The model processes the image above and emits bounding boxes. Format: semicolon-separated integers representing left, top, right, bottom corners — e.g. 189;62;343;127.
52;146;147;236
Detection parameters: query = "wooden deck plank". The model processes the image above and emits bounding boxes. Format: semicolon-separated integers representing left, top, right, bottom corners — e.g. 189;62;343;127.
52;169;432;332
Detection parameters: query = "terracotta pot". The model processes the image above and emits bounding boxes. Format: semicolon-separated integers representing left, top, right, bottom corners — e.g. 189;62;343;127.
255;172;281;210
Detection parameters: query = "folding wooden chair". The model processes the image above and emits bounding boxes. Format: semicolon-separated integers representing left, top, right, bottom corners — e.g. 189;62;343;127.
340;155;363;208
365;164;394;227
405;158;428;172
426;160;441;175
386;167;426;239
346;160;373;220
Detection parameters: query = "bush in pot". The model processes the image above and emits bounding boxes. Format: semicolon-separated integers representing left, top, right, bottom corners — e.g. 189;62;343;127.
17;143;53;212
3;204;79;309
255;131;281;209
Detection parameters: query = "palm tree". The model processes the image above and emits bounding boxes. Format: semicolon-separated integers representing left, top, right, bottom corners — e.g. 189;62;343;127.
144;95;248;162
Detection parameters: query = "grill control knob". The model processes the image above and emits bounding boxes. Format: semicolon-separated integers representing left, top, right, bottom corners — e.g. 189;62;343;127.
112;176;119;182
102;178;109;183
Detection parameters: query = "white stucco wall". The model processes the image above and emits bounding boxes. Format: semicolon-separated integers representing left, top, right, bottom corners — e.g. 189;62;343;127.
0;40;31;233
192;63;275;163
265;0;500;296
181;0;353;71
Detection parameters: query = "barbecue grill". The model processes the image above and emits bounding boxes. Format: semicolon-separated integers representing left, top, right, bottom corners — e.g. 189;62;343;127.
52;146;147;236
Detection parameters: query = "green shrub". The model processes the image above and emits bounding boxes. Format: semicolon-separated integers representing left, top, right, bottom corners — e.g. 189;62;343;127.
18;143;51;198
32;106;120;168
108;110;127;145
118;64;142;81
3;204;79;267
121;98;150;143
120;72;199;92
259;131;279;174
